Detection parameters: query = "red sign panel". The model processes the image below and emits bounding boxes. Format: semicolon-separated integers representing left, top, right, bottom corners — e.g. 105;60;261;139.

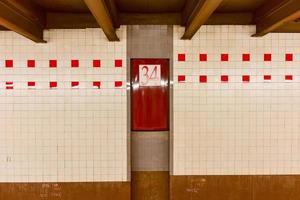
131;59;169;131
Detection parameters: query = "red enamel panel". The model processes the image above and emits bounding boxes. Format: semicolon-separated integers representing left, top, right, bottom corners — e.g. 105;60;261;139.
131;59;169;131
93;60;101;68
221;75;229;82
243;54;250;61
199;54;207;61
27;60;35;68
71;60;79;68
28;81;35;87
49;60;57;68
93;81;101;89
264;75;271;80
178;54;185;61
285;54;293;61
115;81;122;87
243;75;250;82
50;82;57;88
178;75;186;83
264;54;272;61
5;60;13;68
199;75;207;83
285;75;293;80
115;59;122;67
221;54;229;61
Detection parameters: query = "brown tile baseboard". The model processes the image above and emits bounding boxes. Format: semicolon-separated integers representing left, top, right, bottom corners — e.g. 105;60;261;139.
170;175;300;200
0;182;130;200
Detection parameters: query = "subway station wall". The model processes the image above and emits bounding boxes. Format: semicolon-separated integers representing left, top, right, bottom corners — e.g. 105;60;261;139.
173;25;300;175
0;27;128;182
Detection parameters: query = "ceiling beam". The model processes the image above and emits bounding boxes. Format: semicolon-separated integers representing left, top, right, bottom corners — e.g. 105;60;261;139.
0;0;45;43
273;21;300;33
83;0;119;41
253;0;300;37
119;13;181;25
182;0;224;39
206;12;254;25
104;0;120;28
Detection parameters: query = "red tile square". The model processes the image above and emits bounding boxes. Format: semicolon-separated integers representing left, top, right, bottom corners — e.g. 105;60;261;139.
28;81;35;87
199;54;207;62
71;60;79;68
93;81;101;89
115;81;122;87
242;75;250;82
115;59;122;67
50;81;57;88
93;60;101;68
199;75;207;83
221;75;228;82
178;75;186;83
264;75;271;80
242;54;250;61
285;54;293;61
221;54;229;61
71;81;79;88
5;60;13;68
178;54;186;62
285;75;293;81
49;60;57;68
264;54;272;61
27;60;35;68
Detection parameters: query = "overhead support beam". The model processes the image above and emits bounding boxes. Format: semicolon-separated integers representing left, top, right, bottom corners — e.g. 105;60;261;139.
182;0;224;39
83;0;119;41
253;0;300;37
119;13;181;25
205;12;254;25
0;0;46;43
273;21;300;33
104;0;120;28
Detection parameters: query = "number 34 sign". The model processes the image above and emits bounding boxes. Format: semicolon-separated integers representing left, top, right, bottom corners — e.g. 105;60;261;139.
139;64;161;87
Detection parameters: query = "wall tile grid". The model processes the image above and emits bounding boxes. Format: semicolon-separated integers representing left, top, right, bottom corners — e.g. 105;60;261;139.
173;25;300;175
0;27;127;182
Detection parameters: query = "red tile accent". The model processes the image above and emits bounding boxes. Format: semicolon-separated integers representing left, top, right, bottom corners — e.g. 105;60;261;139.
115;81;122;87
93;81;101;89
71;60;79;68
242;75;250;82
199;54;207;62
221;75;228;82
6;82;13;90
28;81;35;87
27;60;35;68
264;54;272;61
5;60;13;68
50;82;57;88
199;75;207;83
49;60;57;68
221;54;229;61
264;75;272;80
242;54;250;61
93;60;101;68
115;59;122;67
178;75;186;83
285;75;293;81
285;54;293;61
178;54;186;62
71;81;79;88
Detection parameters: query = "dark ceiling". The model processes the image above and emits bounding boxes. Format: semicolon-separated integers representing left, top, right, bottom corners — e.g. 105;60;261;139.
0;0;299;42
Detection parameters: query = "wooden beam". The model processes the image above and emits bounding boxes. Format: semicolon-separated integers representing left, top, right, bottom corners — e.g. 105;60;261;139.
253;0;300;37
46;13;99;29
119;13;181;25
181;0;199;25
205;12;254;25
273;21;300;33
83;0;119;41
0;0;45;43
104;0;120;28
182;0;224;39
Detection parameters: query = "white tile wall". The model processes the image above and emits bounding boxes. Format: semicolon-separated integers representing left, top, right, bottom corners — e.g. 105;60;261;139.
173;25;300;175
0;27;127;182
